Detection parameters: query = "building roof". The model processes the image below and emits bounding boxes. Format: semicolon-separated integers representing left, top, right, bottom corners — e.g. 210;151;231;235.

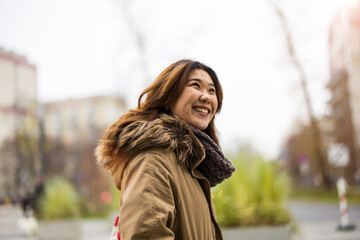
0;47;36;70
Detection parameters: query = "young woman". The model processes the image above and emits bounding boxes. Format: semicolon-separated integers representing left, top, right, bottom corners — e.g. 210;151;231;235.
96;59;235;240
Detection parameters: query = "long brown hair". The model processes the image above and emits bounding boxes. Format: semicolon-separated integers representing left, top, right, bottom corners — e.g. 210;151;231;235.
101;59;223;154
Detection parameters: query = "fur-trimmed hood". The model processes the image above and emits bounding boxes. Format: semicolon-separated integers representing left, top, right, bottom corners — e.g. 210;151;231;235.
95;114;206;188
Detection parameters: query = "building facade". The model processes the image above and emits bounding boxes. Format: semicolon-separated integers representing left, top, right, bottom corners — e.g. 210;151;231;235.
327;2;360;184
0;48;39;202
42;96;127;212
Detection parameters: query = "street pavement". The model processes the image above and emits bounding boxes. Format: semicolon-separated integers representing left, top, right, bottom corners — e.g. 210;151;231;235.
289;201;360;240
0;205;36;240
0;201;360;240
0;205;112;240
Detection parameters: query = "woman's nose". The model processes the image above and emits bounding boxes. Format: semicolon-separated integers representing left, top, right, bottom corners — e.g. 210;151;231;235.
199;91;211;103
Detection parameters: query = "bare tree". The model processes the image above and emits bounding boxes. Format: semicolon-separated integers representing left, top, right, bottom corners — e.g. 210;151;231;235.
111;0;211;106
0;131;39;201
271;3;332;188
113;0;151;85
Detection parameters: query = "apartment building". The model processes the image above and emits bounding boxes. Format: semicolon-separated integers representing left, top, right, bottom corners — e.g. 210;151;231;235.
327;2;360;184
0;47;39;201
42;96;127;209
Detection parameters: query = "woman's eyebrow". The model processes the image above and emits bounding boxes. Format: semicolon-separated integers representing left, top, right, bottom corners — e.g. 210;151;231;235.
188;78;214;87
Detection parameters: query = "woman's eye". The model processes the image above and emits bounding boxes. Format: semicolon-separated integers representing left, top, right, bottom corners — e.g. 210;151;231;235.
209;88;216;93
191;83;200;88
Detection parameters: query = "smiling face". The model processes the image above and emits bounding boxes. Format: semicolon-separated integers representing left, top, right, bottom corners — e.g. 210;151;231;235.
170;69;218;130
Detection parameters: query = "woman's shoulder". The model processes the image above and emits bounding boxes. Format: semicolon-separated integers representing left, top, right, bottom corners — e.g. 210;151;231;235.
121;149;182;191
127;149;178;171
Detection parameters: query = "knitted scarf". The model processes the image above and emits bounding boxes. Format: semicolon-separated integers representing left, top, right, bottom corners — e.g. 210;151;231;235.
190;126;236;187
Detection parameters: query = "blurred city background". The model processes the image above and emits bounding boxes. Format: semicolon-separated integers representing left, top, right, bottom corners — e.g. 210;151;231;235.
0;0;360;239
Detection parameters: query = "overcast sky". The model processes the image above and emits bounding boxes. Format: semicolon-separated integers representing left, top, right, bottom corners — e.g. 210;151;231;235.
0;0;354;158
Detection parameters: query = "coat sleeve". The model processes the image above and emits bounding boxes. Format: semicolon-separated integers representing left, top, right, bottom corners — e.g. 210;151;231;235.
118;151;177;240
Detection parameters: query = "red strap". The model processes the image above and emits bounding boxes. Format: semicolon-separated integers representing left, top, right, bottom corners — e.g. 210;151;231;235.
114;216;119;227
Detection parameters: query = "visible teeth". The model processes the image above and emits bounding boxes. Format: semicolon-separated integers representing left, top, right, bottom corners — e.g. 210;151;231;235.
195;107;208;114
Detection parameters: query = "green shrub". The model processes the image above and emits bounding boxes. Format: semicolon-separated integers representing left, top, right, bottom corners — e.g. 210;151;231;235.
79;182;120;218
39;177;80;220
79;194;113;218
213;149;293;227
111;184;121;211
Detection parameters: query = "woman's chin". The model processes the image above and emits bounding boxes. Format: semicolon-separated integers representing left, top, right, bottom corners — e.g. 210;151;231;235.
189;121;208;130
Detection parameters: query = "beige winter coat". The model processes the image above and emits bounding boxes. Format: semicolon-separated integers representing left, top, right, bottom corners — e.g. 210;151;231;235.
96;114;223;240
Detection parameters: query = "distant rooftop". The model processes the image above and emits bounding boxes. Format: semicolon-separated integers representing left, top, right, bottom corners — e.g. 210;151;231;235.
0;47;36;69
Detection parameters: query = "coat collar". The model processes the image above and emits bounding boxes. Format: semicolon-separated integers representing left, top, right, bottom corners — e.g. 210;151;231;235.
95;114;206;189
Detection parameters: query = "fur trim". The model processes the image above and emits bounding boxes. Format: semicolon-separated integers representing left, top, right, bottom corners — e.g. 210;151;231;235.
95;114;205;174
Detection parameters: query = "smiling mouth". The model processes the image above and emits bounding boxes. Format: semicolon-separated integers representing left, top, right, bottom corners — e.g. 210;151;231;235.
193;107;210;114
